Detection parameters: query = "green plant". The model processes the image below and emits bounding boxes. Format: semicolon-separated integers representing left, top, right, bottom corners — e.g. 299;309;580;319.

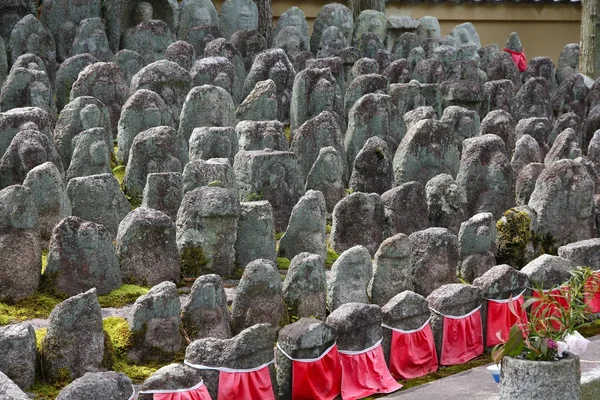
245;191;263;201
496;209;532;269
492;266;594;363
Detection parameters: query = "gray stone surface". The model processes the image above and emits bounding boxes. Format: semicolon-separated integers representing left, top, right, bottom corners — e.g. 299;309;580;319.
276;318;336;400
181;274;232;341
304;146;346;213
440;106;480;153
185;323;277;399
69;18;113;62
515;162;546;206
409;228;460;297
0;371;29;400
553;73;588;122
393;119;459;186
326;302;382;351
235;201;276;269
349;136;394;195
231;29;267;71
219;0;258;39
458;213;497;282
233;149;304;232
22;161;70;246
514;77;553;121
330;192;384;256
558;239;600;270
41;289;108;382
557;43;579;86
128;282;183;363
138;363;204;400
327;245;372;311
0;184;40;302
122;14;175;65
123;126;186;204
278;190;327;261
236;120;287;151
54;53;98;111
310;3;353;54
141;172;183;221
203;38;246;105
0;323;35;390
179;84;236;142
116;207;180;286
165;40;196;70
66;127;112;181
182;158;237;193
130;60;192;127
114;49;145;86
521;254;577;289
56;372;134;400
0;106;55;157
231;259;288;334
176;186;240;278
117;88;173;165
545;127;582;165
191;56;236;97
282;253;327;320
0;65;56;115
177;0;218;41
456;134;514;220
528;159;596;247
236;79;278;121
512;135;543;182
45;216;122;296
369;234;413;307
189;126;237;163
70;62;129;134
382;181;429;237
480;109;515;154
67;173;131;238
425;173;466;234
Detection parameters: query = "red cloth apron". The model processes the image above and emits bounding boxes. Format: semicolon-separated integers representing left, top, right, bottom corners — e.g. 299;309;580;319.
385;319;438;380
503;48;527;72
139;381;212;400
585;272;600;313
486;291;528;346
436;306;484;366
338;339;402;400
531;287;570;333
184;360;275;400
277;342;342;400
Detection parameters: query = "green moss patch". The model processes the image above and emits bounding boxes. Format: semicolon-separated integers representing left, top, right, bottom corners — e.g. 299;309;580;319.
276;257;291;270
97;285;149;308
325;247;339;267
0;293;63;326
275;231;285;241
112;164;126;186
496;209;532;269
29;380;64;400
41;249;48;274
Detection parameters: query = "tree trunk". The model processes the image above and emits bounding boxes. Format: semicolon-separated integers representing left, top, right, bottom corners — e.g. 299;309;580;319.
349;0;385;22
580;0;600;79
253;0;272;45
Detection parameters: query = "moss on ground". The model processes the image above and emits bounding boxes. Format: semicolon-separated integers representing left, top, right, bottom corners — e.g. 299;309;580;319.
112;164;125;187
97;284;149;308
0;293;63;326
274;231;285;241
325;247;339;267
326;224;332;234
277;257;291;270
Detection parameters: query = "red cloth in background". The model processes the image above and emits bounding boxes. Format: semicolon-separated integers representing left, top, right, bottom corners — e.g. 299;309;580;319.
141;381;212;400
217;366;275;400
486;293;528;346
504;48;527;72
440;308;484;366
585;272;600;313
532;288;570;332
338;341;402;400
388;321;438;379
290;344;342;400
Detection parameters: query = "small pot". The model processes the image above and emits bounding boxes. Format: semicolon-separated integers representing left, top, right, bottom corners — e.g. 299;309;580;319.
499;353;581;400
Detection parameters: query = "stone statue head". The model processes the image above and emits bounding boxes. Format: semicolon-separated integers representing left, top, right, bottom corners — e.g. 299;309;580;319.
134;2;154;25
18;139;47;171
80;104;102;130
309;78;334;115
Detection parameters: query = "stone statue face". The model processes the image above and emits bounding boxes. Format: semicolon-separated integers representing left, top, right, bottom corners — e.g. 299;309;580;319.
77;224;98;253
269;60;289;87
90;140;108;165
238;6;253;30
144;107;162;127
309;78;334;115
19;140;47;171
322;152;341;182
214;72;233;93
29;81;49;109
161;87;175;105
80;104;102;131
134;2;154;24
25;33;42;55
192;7;212;26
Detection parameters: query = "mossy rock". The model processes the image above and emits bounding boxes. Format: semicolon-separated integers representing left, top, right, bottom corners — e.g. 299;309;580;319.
496;209;532;269
180;246;209;278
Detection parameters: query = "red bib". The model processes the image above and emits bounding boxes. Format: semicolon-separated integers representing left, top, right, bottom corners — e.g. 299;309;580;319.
585;272;600;313
184;360;275;400
486;292;528;346
386;320;438;379
140;381;212;400
338;340;402;400
504;48;527;72
532;288;569;332
277;342;342;400
438;307;483;366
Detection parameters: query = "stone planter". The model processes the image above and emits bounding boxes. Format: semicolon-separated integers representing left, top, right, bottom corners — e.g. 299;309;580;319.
499;354;581;400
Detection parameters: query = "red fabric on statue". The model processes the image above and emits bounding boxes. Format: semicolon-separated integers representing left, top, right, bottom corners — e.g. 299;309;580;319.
532;288;570;332
386;320;438;379
503;48;527;72
217;365;275;400
140;381;212;400
283;343;342;400
439;307;483;366
486;292;528;346
585;272;600;313
338;340;402;400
